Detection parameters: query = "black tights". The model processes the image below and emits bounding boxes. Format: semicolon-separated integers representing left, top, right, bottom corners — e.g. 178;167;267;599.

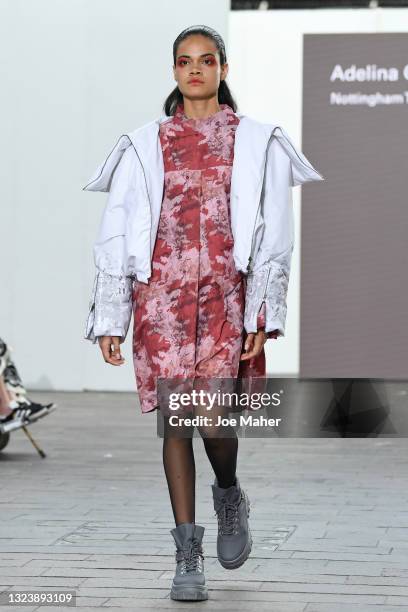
162;408;238;526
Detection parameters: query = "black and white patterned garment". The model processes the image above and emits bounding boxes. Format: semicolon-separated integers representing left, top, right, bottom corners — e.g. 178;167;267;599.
0;337;26;398
0;337;54;423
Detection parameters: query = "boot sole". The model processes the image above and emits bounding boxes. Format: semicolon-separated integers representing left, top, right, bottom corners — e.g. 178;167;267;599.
170;584;208;600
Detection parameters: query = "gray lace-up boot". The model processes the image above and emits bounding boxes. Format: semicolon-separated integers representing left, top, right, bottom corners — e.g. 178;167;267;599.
169;522;208;601
212;475;253;569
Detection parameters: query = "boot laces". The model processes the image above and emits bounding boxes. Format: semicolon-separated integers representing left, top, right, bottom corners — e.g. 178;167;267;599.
175;539;204;573
214;494;241;535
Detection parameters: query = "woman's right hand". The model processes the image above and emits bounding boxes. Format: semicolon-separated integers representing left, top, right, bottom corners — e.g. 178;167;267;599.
98;336;125;366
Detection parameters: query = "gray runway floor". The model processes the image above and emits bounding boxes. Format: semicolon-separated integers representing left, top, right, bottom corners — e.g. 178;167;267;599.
0;390;407;611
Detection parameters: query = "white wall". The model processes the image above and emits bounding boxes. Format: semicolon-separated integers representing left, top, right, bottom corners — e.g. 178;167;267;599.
1;2;406;391
0;0;229;392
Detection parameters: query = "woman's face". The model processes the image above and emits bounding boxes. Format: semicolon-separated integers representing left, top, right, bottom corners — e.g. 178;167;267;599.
173;34;228;101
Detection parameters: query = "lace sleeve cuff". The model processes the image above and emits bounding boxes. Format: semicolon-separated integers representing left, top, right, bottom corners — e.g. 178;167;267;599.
244;259;288;337
256;303;279;339
84;271;134;344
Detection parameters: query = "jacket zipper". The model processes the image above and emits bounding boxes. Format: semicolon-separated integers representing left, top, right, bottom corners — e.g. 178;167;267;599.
255;264;272;334
85;271;100;339
246;202;261;273
83;135;126;191
246;128;278;274
275;126;324;177
128;140;153;262
246;123;321;275
262;265;271;300
85;134;154;269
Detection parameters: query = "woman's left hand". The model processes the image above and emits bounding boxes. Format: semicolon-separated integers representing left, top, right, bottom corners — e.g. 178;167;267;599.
241;330;268;361
240;330;266;360
240;328;279;360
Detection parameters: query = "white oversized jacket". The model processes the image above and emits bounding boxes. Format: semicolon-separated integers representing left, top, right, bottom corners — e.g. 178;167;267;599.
83;110;324;344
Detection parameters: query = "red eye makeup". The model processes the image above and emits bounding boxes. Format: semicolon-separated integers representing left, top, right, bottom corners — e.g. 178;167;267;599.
176;54;217;68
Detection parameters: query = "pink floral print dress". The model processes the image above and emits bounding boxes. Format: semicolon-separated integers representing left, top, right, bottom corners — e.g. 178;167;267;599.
132;103;267;414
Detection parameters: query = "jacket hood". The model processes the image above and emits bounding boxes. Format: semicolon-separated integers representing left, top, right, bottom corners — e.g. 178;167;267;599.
83;113;324;193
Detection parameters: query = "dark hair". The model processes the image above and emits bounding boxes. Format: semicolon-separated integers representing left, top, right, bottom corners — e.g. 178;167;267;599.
163;25;238;117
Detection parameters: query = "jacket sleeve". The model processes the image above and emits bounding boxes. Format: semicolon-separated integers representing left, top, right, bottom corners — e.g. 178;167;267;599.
84;145;137;344
244;131;323;338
